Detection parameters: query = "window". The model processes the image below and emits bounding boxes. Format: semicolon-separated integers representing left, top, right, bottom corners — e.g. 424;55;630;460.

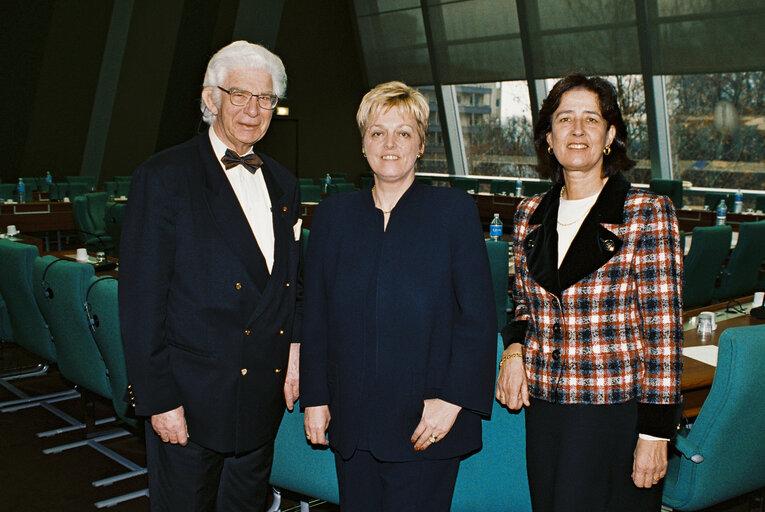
665;72;764;205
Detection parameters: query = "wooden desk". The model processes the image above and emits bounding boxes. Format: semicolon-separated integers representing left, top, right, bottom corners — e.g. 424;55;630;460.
0;201;75;251
301;202;317;229
676;208;765;233
681;314;765;416
470;193;522;228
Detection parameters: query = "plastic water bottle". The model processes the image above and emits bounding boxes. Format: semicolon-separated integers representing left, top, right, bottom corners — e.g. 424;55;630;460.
17;178;25;203
515;179;523;197
490;213;503;241
733;189;743;213
324;173;332;193
45;171;52;184
715;199;727;225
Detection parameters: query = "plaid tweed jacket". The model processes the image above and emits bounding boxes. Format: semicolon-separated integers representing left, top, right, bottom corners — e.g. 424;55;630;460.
506;173;683;437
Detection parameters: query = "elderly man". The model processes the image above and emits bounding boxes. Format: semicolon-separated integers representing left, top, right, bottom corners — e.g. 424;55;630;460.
119;41;301;511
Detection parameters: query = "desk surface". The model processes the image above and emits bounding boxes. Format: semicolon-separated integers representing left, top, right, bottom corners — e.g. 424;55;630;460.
681;312;765;416
0;201;75;232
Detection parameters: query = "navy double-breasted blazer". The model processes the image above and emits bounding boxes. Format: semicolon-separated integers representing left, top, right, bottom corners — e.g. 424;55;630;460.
300;182;496;461
119;132;301;454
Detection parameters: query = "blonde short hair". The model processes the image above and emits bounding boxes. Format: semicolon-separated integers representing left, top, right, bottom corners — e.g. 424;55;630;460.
356;81;429;144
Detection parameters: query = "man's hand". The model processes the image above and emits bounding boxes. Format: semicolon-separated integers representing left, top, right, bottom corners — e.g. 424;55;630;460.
151;405;189;445
284;343;300;411
304;405;330;445
632;437;668;488
410;399;461;451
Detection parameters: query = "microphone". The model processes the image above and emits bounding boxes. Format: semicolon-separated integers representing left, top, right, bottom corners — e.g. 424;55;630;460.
76;229;117;271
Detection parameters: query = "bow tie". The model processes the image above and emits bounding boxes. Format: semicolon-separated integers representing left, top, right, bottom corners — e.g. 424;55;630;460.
221;149;263;174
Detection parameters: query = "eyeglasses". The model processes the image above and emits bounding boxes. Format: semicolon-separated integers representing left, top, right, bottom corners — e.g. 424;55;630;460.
217;86;279;110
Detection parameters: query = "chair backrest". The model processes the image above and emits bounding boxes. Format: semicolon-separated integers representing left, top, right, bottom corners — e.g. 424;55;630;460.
86;276;138;428
102;181;118;197
0;183;17;201
704;192;733;211
682;225;732;308
329;172;347;181
115;180;131;198
756;195;765;213
451;335;532;511
490;180;515;195
485;240;510;332
84;192;108;233
32;256;111;398
298;178;313;186
662;325;765;510
650;178;684;209
326;183;355;196
713;221;765;301
0;241;56;361
72;196;98;243
66;175;97;189
451;177;479;192
104;202;127;258
66;182;91;198
300;184;322;203
113;175;132;182
360;176;373;189
522;180;553;197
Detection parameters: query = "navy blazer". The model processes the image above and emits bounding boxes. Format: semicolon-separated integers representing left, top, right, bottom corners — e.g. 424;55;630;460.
300;182;496;461
119;132;301;454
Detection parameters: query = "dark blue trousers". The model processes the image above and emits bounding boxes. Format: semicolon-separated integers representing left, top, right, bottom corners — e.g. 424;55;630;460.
144;421;274;512
335;449;460;511
525;398;664;512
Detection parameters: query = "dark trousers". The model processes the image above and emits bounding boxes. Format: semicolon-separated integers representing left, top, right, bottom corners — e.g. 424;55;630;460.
334;449;460;512
144;421;275;512
525;398;664;512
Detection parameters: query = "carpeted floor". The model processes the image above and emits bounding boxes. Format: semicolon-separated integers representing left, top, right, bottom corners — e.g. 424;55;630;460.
0;341;337;512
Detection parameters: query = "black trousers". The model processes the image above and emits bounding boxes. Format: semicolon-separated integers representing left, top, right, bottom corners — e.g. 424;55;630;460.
525;398;664;512
144;421;275;512
334;449;460;512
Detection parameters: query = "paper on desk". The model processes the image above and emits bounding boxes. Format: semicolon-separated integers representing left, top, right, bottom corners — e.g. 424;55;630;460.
683;345;719;367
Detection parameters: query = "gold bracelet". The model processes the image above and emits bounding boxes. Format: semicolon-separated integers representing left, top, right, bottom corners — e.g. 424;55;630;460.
498;352;523;368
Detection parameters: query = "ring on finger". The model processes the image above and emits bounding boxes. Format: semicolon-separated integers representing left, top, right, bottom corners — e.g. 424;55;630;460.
428;434;437;443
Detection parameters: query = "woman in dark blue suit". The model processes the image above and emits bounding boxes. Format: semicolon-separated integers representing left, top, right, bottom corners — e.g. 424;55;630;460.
300;81;497;511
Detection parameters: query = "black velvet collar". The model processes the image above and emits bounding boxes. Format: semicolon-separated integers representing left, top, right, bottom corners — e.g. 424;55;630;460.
523;173;631;297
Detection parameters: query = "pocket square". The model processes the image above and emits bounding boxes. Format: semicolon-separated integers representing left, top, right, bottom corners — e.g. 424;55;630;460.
293;218;303;241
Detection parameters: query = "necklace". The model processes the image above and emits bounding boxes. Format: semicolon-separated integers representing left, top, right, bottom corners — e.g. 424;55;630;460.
371;186;393;214
557;186;597;227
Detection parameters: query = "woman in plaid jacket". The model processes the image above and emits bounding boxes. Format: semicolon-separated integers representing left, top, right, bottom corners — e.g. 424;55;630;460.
496;74;683;512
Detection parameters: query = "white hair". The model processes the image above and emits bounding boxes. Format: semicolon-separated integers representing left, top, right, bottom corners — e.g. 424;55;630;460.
200;40;287;125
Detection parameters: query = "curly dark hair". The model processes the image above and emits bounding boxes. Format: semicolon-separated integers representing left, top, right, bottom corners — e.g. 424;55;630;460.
533;74;635;184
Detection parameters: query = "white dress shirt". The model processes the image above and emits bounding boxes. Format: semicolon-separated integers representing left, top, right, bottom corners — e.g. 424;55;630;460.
209;127;275;273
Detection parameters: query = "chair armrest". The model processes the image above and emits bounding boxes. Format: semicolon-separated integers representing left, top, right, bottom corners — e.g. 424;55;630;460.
673;434;705;463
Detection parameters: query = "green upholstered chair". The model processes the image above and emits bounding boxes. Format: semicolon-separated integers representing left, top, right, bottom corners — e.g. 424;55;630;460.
114;180;131;198
486;240;510;332
72;196;114;254
298;178;313;185
704;192;733;211
65;175;97;190
84;192;108;233
649;178;684;209
300;184;322;203
0;242;56;364
451;334;532;510
360;176;373;189
102;181;118;198
662;325;765;510
86;277;138;431
113;175;132;182
66;182;91;198
451;177;479;192
104;202;126;258
329;172;347;181
0;183;17;201
47;182;66;201
0;295;12;342
523;180;553;197
0;241;78;407
326;183;356;196
490;180;515;195
713;221;765;301
682;226;732;308
33;256;110;399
